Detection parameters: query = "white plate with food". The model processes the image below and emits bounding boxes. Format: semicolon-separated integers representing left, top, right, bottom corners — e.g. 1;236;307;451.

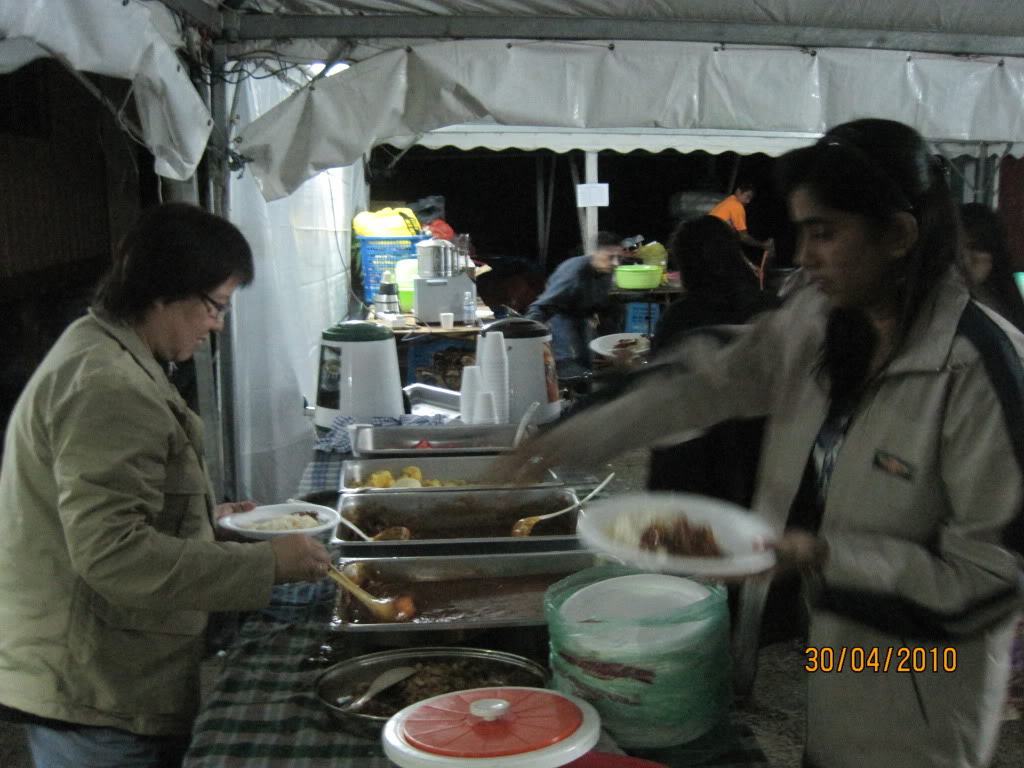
218;502;341;541
575;492;776;578
589;333;651;360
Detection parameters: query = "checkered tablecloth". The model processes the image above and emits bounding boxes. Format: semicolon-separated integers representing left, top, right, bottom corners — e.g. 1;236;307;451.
184;583;770;768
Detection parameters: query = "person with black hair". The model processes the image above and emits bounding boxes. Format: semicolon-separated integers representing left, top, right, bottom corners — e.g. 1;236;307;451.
494;120;1024;767
709;179;775;271
0;203;331;768
526;231;625;378
960;202;1024;333
648;215;779;505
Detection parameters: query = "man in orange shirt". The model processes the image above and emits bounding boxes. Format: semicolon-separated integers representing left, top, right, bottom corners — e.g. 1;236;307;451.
709;181;775;277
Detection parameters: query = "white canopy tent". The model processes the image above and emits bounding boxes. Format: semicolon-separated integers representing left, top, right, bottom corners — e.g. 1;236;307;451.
7;0;1024;501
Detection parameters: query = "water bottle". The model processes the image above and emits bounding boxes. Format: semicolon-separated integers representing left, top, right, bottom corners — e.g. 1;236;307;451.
462;291;477;326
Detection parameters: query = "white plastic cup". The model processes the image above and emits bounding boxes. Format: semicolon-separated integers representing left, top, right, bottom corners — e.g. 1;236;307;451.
475;333;486;368
473;390;498;424
439;312;455;330
459;365;482;424
481;332;509;423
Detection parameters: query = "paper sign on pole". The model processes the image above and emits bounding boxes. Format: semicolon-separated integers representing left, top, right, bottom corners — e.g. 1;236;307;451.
575;183;609;207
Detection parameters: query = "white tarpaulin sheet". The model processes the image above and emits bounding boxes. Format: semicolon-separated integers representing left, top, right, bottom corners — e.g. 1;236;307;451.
0;0;211;180
237;38;1024;200
219;1;1024;64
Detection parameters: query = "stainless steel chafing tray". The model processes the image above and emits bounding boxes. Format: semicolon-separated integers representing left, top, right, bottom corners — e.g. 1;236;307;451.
339;455;559;493
403;383;460;419
335;486;581;550
351;424;535;457
330;550;600;634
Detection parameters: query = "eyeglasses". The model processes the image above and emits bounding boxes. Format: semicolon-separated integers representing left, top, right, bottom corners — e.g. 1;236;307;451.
199;292;231;319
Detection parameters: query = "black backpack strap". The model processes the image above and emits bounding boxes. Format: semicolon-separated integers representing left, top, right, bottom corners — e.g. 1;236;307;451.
957;301;1024;554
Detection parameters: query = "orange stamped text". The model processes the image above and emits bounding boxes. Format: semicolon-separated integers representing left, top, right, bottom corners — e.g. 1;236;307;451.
804;646;957;673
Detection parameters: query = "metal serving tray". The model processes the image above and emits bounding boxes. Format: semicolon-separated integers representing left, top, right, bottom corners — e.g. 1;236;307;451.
334;486;581;550
339;455;559;493
351;424;534;457
403;383;460;419
330;550;600;634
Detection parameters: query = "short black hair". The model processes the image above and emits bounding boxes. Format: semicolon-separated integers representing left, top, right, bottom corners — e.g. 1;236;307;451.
94;202;254;323
734;179;756;194
596;230;623;248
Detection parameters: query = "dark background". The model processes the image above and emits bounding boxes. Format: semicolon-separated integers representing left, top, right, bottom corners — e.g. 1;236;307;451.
368;145;792;274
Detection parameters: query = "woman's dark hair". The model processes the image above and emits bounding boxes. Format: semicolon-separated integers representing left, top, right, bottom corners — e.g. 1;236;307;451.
669;215;757;300
960;202;1024;332
94;202;254;322
776;119;959;404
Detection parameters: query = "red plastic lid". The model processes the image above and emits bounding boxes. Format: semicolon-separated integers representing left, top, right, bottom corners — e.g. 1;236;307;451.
399;687;584;758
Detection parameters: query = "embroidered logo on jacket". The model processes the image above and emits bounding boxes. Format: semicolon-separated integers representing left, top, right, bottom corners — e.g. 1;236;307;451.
873;450;915;481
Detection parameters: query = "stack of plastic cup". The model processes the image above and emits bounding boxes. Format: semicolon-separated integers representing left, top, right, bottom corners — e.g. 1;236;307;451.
480;331;510;424
459;365;482;424
473;391;498;425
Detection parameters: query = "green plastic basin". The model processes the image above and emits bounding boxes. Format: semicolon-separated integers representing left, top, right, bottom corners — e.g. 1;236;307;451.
614;265;663;290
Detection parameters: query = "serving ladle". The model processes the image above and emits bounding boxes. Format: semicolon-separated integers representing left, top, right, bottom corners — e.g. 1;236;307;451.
510;472;616;537
327;564;416;623
336;516;412;542
343;665;418;711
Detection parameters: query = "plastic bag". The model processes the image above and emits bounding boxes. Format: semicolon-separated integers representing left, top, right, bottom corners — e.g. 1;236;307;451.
545;564;731;748
353;207;420;237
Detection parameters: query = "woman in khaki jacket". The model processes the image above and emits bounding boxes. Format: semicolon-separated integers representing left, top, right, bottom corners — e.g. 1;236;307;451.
494;120;1024;767
0;203;331;767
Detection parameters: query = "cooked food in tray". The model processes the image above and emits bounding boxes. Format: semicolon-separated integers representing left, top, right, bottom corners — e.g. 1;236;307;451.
345;659;541;717
331;554;597;630
337;572;572;625
341;455;560;492
340;496;577;541
357;466;468;489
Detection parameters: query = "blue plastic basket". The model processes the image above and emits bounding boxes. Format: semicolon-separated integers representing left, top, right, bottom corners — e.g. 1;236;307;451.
624;302;661;334
357;235;426;302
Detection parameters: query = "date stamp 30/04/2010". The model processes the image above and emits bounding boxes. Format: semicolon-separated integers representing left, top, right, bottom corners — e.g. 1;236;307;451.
804;646;958;673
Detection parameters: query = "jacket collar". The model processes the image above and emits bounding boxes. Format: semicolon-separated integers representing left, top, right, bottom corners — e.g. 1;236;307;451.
884;269;970;376
87;308;174;390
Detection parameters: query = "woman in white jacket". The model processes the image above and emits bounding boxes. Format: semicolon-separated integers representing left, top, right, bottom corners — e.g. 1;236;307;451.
494;119;1024;767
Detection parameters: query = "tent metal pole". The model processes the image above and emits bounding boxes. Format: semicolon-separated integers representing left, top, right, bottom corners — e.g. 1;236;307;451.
208;42;239;502
535;156;545;266
584;151;598;256
544;156;556;267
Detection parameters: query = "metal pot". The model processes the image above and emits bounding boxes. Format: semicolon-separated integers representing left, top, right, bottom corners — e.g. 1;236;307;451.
314;646;549;739
415;237;454;277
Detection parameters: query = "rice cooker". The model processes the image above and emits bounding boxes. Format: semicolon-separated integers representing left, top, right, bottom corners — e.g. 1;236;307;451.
480;318;560;425
314;320;404;430
383;686;600;768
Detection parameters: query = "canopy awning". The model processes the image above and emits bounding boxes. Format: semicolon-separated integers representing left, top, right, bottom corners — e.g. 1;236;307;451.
236;39;1024;200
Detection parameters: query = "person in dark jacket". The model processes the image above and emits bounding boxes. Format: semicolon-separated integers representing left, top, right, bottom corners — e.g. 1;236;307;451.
526;231;625;378
959;202;1024;333
647;215;780;503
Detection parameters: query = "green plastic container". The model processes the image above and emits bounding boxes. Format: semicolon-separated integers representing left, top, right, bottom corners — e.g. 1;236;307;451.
394;258;418;312
398;287;414;313
614;265;663;290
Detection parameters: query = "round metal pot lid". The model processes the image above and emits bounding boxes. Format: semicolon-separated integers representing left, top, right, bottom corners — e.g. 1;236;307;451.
383;687;600;767
321;320;395;342
481;317;549;339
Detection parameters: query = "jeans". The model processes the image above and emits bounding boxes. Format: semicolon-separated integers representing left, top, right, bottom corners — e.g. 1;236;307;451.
25;724;188;768
547;312;593;379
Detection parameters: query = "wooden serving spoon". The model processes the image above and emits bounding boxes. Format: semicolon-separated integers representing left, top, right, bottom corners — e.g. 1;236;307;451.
510;472;615;537
327;565;416;623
